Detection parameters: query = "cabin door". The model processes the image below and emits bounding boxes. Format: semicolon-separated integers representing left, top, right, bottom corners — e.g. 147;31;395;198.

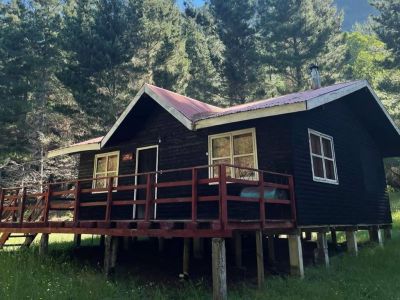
133;145;159;219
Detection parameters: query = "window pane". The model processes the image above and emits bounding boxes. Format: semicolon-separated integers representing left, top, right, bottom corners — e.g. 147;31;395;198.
324;159;336;180
312;156;324;178
94;177;107;189
212;158;232;178
310;133;322;155
108;155;118;171
322;138;333;158
212;137;230;158
233;133;253;155
96;157;107;173
234;155;256;179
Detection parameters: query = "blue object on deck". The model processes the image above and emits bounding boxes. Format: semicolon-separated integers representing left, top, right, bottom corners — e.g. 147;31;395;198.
240;187;288;200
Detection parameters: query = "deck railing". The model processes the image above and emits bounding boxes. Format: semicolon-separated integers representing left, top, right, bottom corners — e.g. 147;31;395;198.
0;164;296;231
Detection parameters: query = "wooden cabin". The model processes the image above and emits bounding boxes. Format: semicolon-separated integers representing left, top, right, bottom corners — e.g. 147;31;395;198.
1;79;399;299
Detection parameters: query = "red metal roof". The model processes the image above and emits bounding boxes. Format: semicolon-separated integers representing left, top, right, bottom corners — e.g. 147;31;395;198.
72;136;103;146
145;81;363;122
145;84;224;120
198;81;362;121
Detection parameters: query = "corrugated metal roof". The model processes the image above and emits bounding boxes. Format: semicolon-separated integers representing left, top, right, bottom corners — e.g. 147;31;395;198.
144;81;363;122
195;81;363;121
72;136;103;146
145;84;223;120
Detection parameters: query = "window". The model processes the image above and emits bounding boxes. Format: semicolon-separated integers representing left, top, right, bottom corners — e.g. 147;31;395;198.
208;128;258;179
93;151;120;189
308;129;338;184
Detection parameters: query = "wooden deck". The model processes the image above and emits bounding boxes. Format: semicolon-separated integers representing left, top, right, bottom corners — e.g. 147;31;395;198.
0;164;296;238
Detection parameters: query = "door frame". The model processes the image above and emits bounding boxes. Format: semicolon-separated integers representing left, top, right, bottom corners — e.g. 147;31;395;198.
133;145;159;219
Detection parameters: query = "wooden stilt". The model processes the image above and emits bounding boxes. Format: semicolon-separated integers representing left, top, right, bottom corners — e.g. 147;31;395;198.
233;232;242;268
288;234;304;278
100;235;105;248
74;234;81;248
305;232;312;241
315;232;329;267
345;230;358;255
384;228;392;241
267;235;276;264
158;238;165;253
111;236;118;270
182;238;190;277
123;237;131;251
212;238;227;300
369;226;383;248
39;233;49;255
193;238;204;259
330;230;337;249
255;230;264;288
21;234;37;249
104;236;118;277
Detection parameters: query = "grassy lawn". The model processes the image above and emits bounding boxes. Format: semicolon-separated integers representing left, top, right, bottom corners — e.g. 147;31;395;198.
0;194;399;299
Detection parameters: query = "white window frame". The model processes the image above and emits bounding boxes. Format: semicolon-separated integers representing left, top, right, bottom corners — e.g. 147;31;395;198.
92;151;120;191
208;128;259;179
308;129;338;185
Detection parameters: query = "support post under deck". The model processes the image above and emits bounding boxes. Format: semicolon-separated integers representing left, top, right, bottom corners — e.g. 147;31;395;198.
369;226;383;248
331;230;338;250
288;234;304;278
233;232;242;268
255;230;265;288
267;235;276;264
315;232;329;267
212;238;227;300
346;230;358;256
193;238;204;259
182;238;190;277
74;234;81;248
104;236;119;278
39;233;49;255
384;228;392;241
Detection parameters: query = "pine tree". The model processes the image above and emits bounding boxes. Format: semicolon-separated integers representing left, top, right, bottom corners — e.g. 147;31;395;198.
209;0;260;104
257;0;344;91
182;1;225;105
135;0;190;94
0;1;32;157
60;0;141;128
372;0;400;67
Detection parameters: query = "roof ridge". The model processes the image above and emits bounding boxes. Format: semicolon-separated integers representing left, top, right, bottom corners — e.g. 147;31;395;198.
145;83;223;111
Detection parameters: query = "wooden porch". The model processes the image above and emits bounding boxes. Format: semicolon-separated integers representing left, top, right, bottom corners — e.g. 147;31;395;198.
0;164;296;238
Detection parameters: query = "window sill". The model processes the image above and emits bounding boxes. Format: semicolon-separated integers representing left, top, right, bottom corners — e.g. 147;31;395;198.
91;189;118;194
312;177;339;185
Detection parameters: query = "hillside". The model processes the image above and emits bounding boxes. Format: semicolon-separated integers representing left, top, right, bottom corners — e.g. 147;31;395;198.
335;0;376;30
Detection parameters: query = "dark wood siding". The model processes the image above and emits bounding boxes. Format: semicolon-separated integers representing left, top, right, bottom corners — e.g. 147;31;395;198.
77;94;391;225
77;96;293;220
292;97;391;226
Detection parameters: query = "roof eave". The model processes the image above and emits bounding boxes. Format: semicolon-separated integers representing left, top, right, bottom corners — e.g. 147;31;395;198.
47;143;101;158
194;102;307;129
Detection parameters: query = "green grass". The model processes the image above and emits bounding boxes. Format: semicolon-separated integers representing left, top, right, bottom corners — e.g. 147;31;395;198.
1;193;400;299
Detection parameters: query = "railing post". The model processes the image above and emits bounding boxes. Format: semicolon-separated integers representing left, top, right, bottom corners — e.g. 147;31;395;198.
288;176;297;223
19;187;27;225
218;165;228;229
258;171;265;229
43;184;51;224
191;168;198;224
105;177;114;222
73;181;81;226
144;173;153;222
0;189;4;223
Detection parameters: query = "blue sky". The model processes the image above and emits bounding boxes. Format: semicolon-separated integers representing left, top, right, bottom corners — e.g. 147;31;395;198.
176;0;204;8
